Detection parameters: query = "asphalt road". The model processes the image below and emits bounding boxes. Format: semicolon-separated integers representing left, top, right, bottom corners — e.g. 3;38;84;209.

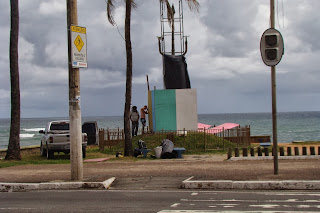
1;190;320;212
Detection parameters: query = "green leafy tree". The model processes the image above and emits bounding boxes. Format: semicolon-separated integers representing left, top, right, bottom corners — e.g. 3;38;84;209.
6;0;21;160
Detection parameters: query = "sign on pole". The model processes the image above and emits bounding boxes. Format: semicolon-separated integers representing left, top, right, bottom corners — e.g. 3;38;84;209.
71;25;87;68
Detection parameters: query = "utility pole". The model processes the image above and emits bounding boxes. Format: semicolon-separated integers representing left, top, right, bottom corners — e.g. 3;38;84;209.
270;0;278;175
67;0;83;181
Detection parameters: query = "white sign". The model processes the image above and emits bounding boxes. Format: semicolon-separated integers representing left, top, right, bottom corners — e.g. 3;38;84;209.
71;25;87;68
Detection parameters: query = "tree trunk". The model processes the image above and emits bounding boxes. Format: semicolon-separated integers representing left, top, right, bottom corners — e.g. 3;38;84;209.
123;0;133;156
6;0;21;160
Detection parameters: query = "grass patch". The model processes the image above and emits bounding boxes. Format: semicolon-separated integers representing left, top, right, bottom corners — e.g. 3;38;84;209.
0;132;258;168
100;133;237;156
0;145;114;169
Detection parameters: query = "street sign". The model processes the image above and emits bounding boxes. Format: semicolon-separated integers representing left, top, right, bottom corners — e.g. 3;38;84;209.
71;25;87;68
260;28;284;67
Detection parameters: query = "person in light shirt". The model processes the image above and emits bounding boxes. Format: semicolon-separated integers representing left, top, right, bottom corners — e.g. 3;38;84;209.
130;106;139;136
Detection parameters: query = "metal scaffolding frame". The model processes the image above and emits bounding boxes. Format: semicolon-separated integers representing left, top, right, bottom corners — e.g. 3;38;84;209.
158;0;187;56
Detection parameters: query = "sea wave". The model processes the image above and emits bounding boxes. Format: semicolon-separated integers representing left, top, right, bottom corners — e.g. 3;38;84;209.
20;134;35;138
22;128;44;132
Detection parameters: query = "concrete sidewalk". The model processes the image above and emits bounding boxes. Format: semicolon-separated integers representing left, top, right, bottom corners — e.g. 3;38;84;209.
2;176;320;192
0;177;115;192
1;154;320;192
181;176;320;190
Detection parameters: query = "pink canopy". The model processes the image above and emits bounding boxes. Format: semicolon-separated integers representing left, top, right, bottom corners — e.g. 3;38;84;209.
209;123;240;133
198;123;212;129
198;122;240;133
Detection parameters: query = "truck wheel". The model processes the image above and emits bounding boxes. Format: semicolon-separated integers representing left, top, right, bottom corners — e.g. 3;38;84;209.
82;148;86;158
40;143;46;157
46;144;54;159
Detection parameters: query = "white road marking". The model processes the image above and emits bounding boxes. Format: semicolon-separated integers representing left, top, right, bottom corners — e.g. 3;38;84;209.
181;199;258;202
266;193;320;196
0;208;35;210
170;203;181;208
249;204;279;208
216;204;238;206
191;192;198;196
298;205;311;208
286;199;298;202
183;199;320;203
158;211;320;213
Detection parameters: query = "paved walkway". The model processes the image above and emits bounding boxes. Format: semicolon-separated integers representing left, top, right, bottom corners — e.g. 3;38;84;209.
1;154;320;191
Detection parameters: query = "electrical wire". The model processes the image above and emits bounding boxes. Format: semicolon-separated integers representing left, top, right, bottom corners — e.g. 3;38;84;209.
114;21;126;42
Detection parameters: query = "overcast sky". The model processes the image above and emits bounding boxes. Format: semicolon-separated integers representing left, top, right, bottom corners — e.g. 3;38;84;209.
0;0;319;118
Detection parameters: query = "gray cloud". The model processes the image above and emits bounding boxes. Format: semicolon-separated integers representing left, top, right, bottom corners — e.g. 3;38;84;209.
0;0;319;118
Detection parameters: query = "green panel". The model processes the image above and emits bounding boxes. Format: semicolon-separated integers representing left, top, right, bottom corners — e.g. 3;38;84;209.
154;89;177;131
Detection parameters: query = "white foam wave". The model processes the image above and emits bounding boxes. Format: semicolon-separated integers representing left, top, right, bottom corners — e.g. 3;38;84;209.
20;134;35;138
22;128;44;132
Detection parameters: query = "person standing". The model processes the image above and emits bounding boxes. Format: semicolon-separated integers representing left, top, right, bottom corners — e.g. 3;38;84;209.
130;106;139;136
140;105;148;134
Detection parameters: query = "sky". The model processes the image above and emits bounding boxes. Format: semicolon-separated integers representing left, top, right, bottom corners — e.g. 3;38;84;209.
0;0;319;118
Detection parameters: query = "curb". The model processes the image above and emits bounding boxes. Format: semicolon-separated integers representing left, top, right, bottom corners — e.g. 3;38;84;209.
229;156;320;161
0;177;115;192
181;176;320;190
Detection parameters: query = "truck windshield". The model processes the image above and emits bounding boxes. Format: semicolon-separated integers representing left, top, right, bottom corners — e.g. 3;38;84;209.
50;123;69;131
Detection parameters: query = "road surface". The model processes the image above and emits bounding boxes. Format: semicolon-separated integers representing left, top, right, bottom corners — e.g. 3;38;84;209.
1;190;320;212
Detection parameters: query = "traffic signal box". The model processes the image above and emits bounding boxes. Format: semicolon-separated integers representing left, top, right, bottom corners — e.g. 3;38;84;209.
260;28;284;66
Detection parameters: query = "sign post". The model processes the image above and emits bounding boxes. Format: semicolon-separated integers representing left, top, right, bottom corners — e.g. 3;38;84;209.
260;0;284;175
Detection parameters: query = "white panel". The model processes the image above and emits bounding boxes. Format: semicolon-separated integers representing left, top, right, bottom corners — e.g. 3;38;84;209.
175;89;198;130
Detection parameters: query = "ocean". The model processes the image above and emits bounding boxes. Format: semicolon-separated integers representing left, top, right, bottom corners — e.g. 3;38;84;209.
0;111;319;150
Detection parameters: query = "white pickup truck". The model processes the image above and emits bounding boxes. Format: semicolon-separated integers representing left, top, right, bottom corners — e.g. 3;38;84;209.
39;120;88;159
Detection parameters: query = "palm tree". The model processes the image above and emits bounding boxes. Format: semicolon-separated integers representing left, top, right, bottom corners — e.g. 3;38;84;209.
106;0;199;157
161;0;199;23
107;0;136;156
6;0;21;160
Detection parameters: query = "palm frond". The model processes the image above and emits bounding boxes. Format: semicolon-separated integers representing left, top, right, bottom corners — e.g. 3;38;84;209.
159;0;174;25
184;0;200;12
107;0;116;25
131;0;137;10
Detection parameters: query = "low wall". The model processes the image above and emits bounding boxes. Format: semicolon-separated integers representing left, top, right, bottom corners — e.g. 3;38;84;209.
250;135;271;143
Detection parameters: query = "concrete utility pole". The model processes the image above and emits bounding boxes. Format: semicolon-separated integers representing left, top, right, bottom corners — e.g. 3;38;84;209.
67;0;83;181
270;0;278;175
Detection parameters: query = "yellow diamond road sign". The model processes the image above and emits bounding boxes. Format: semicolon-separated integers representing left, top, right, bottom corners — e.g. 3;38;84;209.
71;25;87;68
74;35;84;52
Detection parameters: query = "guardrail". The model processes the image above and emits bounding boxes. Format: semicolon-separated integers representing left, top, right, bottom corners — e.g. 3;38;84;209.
228;146;320;159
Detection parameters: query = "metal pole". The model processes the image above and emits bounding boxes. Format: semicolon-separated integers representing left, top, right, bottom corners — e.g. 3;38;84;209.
67;0;83;181
270;0;278;175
